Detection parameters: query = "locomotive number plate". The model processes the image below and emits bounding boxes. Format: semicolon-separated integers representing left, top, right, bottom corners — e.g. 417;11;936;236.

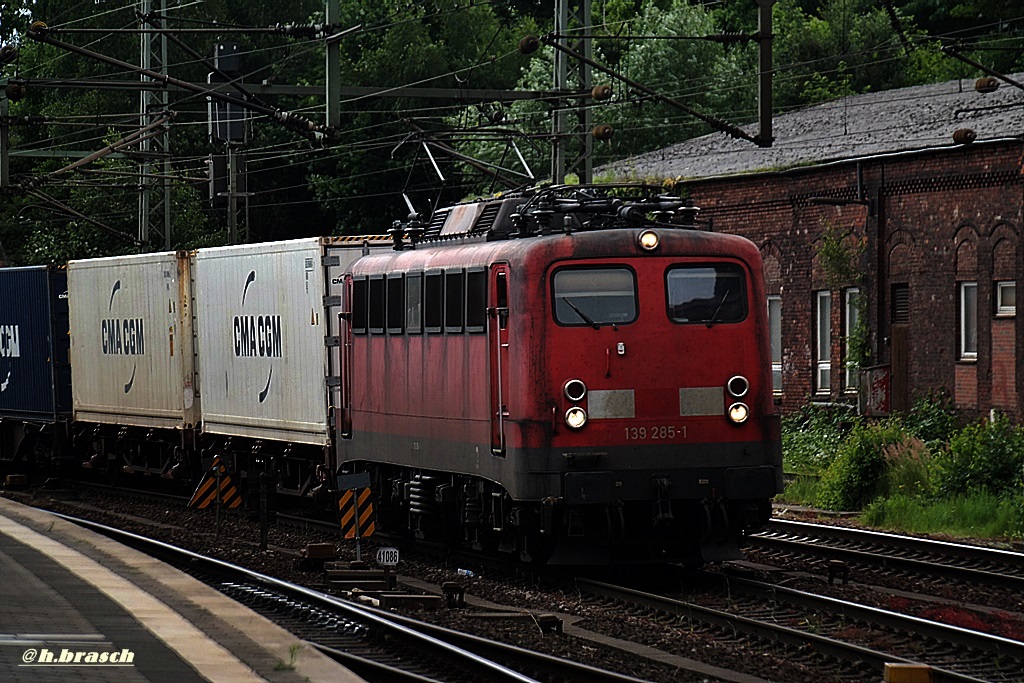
624;426;686;440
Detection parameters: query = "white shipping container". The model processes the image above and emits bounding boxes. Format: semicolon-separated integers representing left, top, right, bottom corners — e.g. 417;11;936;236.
193;237;384;446
68;251;198;429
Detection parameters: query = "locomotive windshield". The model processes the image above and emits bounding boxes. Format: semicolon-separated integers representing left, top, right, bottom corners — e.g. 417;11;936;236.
666;265;747;325
552;267;637;327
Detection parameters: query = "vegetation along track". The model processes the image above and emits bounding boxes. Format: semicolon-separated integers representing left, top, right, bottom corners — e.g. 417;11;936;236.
54;512;652;683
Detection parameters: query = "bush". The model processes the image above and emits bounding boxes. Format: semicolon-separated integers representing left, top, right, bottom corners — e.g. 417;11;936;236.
880;435;934;498
782;403;854;475
900;392;958;448
817;419;907;511
935;416;1024;497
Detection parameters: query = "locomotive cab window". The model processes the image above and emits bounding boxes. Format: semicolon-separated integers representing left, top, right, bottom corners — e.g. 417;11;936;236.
666;265;746;324
552;267;637;327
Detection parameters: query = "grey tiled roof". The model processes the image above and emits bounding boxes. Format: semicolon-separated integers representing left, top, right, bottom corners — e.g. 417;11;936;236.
602;74;1024;181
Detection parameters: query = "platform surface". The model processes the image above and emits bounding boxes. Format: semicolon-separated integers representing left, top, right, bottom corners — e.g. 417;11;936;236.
0;495;364;682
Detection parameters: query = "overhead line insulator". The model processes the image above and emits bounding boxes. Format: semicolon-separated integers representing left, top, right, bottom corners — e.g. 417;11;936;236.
0;44;18;65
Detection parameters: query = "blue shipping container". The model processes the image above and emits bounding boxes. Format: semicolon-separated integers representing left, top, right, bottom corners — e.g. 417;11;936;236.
0;266;72;421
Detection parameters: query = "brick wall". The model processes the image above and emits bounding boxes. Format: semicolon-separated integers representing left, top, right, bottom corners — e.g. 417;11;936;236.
992;319;1016;409
681;141;1024;418
956;363;978;409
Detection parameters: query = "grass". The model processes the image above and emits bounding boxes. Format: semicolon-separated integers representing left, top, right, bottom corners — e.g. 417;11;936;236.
862;492;1022;540
274;643;302;671
776;475;821;506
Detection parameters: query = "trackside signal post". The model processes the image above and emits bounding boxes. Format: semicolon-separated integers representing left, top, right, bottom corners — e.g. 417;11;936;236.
337;472;374;562
188;456;242;539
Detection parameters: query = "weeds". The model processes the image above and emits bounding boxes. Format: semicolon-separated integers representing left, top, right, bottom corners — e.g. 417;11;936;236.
782;403;853;474
275;644;302;671
864;492;1024;540
817;420;907;511
781;399;1024;539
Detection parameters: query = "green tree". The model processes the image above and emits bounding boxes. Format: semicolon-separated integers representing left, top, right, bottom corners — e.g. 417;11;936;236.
309;0;537;230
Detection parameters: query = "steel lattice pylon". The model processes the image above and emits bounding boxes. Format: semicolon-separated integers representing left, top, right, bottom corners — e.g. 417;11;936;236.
139;0;172;251
552;0;593;184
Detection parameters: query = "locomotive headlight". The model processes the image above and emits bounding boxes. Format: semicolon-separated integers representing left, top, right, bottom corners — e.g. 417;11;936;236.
638;229;660;251
564;378;587;402
727;402;750;424
565;407;588;429
727;375;749;398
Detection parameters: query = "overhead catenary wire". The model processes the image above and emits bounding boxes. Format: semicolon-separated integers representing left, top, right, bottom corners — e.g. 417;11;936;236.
5;2;1022;233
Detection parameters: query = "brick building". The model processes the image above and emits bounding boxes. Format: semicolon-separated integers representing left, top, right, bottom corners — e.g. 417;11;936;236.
605;75;1024;418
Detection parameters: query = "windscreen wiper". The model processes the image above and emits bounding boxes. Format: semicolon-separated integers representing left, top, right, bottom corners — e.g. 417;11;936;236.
561;297;600;329
705;289;730;328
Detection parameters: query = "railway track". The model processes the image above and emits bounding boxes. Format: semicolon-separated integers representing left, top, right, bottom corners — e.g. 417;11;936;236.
751;518;1024;590
25;484;1024;681
573;570;1024;682
53;511;651;683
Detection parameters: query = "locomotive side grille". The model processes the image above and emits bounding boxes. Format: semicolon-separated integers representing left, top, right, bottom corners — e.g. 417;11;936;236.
472;203;502;234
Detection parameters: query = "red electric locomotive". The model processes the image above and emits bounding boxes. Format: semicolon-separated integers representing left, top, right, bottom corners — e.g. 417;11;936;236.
336;185;782;564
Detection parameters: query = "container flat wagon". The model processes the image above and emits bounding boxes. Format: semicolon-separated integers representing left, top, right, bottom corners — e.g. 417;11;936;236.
67;251;197;476
191;237;390;494
0;266;72;466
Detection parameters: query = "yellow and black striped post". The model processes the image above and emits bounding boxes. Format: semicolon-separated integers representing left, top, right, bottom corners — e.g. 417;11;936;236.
338;487;375;540
336;472;374;563
188;456;242;510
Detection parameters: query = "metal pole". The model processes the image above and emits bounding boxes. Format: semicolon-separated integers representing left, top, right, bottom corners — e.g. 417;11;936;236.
353;489;362;563
326;0;341;127
573;0;593;184
138;0;171;251
551;0;568;184
215;463;222;539
1;93;9;187
227;145;238;244
138;1;151;251
259;471;268;551
756;0;775;148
